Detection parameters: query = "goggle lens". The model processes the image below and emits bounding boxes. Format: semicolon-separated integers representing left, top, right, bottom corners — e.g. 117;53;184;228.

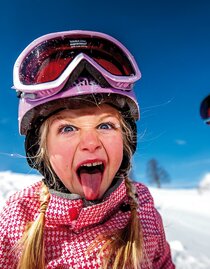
20;37;135;85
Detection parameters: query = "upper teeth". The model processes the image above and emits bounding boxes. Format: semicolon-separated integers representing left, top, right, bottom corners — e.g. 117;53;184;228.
81;161;102;167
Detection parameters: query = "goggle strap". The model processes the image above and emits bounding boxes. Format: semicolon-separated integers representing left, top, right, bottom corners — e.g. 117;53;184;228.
17;91;39;100
16;90;37;100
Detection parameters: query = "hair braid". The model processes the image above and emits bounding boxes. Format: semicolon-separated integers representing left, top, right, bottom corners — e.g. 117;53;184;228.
15;183;50;269
124;177;143;268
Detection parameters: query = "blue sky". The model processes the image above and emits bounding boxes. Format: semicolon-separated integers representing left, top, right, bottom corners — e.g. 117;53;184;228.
0;0;210;188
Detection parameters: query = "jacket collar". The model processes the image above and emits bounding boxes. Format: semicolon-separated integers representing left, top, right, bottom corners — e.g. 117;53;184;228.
45;179;127;231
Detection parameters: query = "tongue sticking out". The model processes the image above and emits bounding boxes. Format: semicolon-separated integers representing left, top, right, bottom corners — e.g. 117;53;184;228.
80;172;102;200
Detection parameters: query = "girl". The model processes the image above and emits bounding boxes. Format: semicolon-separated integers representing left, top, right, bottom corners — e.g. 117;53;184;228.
0;30;175;269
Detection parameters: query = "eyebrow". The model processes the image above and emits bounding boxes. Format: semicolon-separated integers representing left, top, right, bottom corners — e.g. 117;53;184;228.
51;113;121;124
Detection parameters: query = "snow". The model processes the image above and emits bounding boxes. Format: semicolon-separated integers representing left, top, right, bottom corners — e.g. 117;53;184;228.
0;171;210;268
198;173;210;192
150;187;210;268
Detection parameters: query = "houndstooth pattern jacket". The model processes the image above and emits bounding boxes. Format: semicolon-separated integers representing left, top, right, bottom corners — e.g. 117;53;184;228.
0;179;175;268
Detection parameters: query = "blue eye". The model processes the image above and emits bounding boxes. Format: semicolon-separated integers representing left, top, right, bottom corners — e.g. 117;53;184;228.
60;125;77;133
98;122;114;130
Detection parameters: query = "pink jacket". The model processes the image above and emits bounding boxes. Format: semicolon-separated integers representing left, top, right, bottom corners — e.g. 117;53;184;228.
0;180;175;268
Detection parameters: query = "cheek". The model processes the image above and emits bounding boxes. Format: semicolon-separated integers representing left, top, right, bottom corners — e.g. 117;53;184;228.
49;154;69;178
47;142;73;178
106;135;124;165
115;140;124;165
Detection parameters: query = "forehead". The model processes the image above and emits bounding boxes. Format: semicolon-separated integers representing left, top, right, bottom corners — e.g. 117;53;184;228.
50;103;121;121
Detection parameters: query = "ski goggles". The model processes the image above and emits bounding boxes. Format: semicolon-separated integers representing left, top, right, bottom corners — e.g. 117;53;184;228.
13;30;141;101
200;95;210;125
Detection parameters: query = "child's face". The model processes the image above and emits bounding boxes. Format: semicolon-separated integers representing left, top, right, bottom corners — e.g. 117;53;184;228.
46;104;124;200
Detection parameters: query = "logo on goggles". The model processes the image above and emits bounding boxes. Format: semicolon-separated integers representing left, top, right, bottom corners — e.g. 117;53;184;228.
72;77;99;87
69;39;88;48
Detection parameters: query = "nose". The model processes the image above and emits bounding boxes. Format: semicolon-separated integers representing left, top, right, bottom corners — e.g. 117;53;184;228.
79;129;102;152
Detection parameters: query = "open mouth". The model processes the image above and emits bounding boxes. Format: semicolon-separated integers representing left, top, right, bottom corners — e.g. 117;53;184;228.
77;161;105;178
76;161;105;200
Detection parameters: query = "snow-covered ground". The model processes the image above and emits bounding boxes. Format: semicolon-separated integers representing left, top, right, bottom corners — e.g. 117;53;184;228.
0;171;210;268
150;187;210;268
